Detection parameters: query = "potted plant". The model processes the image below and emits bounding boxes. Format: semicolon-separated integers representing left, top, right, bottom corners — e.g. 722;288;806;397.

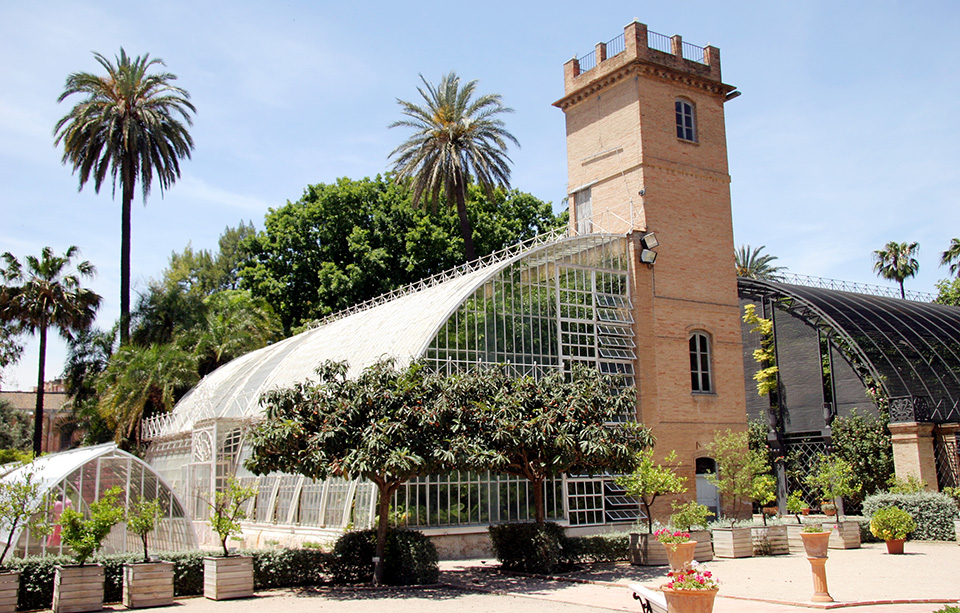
54;487;124;613
655;528;695;572
798;524;833;602
660;562;719;613
785;491;809;553
805;455;861;549
709;519;753;558
122;496;174;608
616;449;686;566
670;501;714;562
869;507;916;554
0;461;49;613
203;478;257;601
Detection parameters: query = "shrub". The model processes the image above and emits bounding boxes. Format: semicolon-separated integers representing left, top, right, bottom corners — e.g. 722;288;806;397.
559;533;628;564
670;501;714;531
869;507;916;541
243;548;333;589
489;522;564;573
863;492;956;541
59;487;124;565
332;529;438;585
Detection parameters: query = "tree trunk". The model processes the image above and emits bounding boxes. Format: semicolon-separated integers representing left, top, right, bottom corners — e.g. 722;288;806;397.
373;482;394;586
33;325;47;456
454;177;476;262
898;280;905;300
120;164;134;345
532;477;545;525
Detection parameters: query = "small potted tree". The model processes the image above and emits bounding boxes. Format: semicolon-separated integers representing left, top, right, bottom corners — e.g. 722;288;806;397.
669;501;714;562
805;455;861;549
54;487;124;613
785;491;809;553
616;449;687;566
869;507;916;554
123;497;174;608
750;474;787;555
0;461;49;613
705;430;765;558
203;478;257;600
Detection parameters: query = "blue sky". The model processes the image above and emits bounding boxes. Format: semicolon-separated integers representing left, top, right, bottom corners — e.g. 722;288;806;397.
2;1;959;389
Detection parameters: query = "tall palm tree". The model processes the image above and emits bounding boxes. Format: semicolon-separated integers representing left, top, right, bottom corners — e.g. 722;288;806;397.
940;238;960;277
54;49;195;345
735;244;786;280
389;72;519;261
873;241;920;299
0;247;101;455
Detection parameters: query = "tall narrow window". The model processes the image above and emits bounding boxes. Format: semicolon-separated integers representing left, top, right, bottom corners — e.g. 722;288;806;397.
676;99;696;142
574;188;592;235
690;331;712;392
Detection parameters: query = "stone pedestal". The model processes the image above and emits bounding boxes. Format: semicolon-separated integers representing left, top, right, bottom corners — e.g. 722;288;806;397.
203;556;253;601
53;565;104;613
0;571;19;613
888;422;939;488
807;557;833;603
123;561;174;608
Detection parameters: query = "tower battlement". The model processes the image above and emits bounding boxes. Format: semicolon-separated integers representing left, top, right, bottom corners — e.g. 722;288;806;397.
556;21;731;110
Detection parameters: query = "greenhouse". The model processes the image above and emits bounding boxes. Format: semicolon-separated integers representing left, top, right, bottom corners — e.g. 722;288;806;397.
142;233;643;537
0;443;196;560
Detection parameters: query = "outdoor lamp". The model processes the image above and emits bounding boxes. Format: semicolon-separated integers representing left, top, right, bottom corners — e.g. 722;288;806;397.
640;232;659;249
639;249;657;265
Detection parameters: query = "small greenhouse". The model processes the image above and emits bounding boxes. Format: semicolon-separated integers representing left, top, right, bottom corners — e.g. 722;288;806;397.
0;444;196;560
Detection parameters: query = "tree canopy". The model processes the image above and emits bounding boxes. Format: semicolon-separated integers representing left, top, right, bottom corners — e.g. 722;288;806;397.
239;175;562;334
735;244;786;280
872;241;920;299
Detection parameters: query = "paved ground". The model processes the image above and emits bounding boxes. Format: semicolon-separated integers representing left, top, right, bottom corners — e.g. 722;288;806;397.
100;541;960;613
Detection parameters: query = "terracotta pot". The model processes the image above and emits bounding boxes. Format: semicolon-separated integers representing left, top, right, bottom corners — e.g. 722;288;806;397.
801;508;810;516
885;538;905;555
799;531;831;558
663;541;697;571
822;506;837;517
661;586;719;613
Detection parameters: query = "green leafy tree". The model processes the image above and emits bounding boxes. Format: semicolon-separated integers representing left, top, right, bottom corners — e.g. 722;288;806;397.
940;238;960;277
735;245;786;280
59;486;124;565
239;176;560;333
752;474;777;525
805;454;860;520
786;490;806;524
705;429;770;519
0;320;23;386
247;359;455;585
453;364;653;525
54;49;195;344
616;450;687;533
743;305;778;397
872;241;920;299
130;282;206;348
0;461;50;563
0;247;101;455
96;343;198;446
204;478;256;557
163;222;256;297
60;328;115;446
830;408;893;506
389;72;519;261
669;501;714;532
0;400;31;451
126;496;164;563
934;277;960;306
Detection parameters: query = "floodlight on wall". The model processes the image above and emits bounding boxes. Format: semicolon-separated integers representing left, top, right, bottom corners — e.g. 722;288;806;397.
640;232;659;250
639;249;657;265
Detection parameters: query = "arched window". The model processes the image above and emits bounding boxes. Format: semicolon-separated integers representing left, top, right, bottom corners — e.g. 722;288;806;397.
689;331;712;393
676;99;697;142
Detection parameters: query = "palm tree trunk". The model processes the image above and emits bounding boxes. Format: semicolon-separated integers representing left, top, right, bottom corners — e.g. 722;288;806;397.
899;280;905;299
33;325;47;456
454;178;476;262
120;161;134;345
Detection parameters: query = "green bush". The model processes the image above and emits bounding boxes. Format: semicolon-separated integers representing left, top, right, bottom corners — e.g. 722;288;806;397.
243;548;333;589
488;522;564;573
332;529;438;585
869;507;916;540
559;533;628;564
863;492;956;541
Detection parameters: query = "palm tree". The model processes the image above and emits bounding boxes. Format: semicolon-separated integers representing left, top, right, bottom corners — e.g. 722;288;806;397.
54;49;195;345
735;244;786;280
97;343;197;447
873;241;920;299
940;238;960;277
0;247;101;455
389;72;519;261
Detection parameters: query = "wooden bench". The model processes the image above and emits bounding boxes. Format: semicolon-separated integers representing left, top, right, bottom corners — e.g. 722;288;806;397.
628;584;667;613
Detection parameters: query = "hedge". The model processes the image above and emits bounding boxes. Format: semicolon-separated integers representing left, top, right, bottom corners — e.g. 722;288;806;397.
560;533;629;564
331;529;439;585
862;492;957;541
489;522;565;573
1;548;333;611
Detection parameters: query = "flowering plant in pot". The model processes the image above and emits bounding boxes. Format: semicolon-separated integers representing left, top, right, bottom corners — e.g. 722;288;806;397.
655;528;695;572
661;562;719;613
869;507;915;554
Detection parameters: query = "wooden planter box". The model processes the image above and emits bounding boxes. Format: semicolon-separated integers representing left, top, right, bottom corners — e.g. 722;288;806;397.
0;571;19;613
786;523;808;553
824;520;861;549
711;527;753;558
123;561;174;609
204;555;253;600
954;518;960;545
628;533;668;566
751;524;788;556
689;529;713;562
53;564;104;613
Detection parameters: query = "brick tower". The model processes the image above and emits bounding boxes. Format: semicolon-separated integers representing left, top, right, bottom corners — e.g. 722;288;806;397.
554;21;748;517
